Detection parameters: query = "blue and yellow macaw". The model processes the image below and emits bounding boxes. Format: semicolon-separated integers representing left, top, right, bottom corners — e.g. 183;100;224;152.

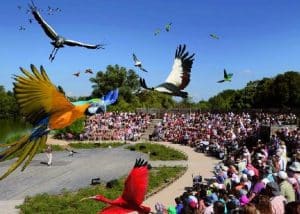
0;65;104;180
71;88;118;112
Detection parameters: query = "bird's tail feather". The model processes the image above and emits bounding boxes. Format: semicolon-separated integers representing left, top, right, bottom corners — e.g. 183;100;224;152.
0;134;48;180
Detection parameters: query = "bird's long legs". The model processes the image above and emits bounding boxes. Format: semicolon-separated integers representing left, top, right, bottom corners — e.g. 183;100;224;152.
49;47;56;60
49;47;59;62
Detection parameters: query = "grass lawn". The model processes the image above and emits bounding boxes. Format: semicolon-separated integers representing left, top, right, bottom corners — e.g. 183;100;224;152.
69;142;126;149
18;166;187;214
126;142;188;161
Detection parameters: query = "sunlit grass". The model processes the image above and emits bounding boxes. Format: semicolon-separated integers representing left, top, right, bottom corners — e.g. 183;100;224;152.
18;166;187;214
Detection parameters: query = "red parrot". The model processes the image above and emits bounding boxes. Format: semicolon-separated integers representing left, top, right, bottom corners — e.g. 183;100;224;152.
87;159;151;214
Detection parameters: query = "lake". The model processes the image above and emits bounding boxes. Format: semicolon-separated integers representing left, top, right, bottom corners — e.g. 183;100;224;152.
0;119;30;144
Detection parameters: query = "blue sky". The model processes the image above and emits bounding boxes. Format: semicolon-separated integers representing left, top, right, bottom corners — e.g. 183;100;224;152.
1;0;300;101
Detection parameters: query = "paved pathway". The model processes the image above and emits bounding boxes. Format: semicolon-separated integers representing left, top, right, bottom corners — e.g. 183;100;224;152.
0;147;148;213
0;140;218;213
144;141;219;210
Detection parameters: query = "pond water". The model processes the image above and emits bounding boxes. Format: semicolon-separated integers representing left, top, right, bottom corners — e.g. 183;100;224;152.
0;119;30;144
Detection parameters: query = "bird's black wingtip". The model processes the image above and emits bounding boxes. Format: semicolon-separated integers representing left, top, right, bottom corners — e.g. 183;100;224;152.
134;158;148;168
96;44;105;49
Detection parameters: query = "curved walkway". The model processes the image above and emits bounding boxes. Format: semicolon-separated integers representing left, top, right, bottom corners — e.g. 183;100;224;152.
144;141;219;210
0;139;218;213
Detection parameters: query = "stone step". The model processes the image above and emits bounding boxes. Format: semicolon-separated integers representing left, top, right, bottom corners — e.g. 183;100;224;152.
140;119;162;141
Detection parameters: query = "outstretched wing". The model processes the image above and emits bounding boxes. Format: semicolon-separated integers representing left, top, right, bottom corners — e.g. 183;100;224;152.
121;159;149;206
165;44;195;90
64;39;104;49
106;89;119;105
140;78;151;90
223;69;228;79
14;64;74;125
30;4;58;40
132;53;138;63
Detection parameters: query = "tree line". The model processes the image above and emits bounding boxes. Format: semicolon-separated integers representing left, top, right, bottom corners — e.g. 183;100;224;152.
0;65;299;119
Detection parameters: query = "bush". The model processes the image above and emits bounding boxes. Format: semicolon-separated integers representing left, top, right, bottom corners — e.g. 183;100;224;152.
126;142;188;161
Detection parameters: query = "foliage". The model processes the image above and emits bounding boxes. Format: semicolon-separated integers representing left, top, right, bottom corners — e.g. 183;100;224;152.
196;100;211;111
1;68;300;118
18;166;186;214
0;86;19;119
89;65;176;111
203;71;300;110
69;142;125;149
136;90;176;109
208;89;237;111
126;142;188;160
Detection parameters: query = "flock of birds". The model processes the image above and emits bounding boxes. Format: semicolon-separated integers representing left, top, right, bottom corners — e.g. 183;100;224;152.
18;2;233;87
0;2;238;213
0;4;198;184
73;69;94;77
154;22;172;36
17;4;61;31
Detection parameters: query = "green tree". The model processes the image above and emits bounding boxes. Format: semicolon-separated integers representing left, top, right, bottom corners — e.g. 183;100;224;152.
208;89;236;111
90;65;141;111
0;86;19;119
270;72;300;108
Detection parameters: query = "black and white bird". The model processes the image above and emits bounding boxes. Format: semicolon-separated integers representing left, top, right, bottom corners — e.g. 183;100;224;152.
30;2;104;62
140;44;195;98
133;53;148;72
19;25;26;31
65;148;78;157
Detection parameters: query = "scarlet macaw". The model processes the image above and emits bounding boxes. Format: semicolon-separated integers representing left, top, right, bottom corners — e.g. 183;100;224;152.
0;65;104;180
81;158;151;214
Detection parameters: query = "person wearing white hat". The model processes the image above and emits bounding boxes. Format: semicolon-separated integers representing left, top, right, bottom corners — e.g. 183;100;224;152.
277;171;295;202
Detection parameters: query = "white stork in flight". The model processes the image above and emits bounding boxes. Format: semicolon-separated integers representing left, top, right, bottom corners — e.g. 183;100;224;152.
140;44;195;98
132;53;148;72
29;2;104;62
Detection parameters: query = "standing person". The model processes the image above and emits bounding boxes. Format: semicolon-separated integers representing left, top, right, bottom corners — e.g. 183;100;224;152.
277;171;295;202
46;145;53;166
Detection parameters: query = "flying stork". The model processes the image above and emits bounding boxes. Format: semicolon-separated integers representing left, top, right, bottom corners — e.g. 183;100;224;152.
29;2;104;62
133;53;148;72
140;44;195;98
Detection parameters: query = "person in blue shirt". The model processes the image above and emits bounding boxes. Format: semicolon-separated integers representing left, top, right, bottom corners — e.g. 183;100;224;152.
175;197;183;214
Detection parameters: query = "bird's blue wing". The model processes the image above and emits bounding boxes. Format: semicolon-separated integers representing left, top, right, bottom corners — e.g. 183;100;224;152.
110;89;119;105
102;90;114;103
102;89;119;106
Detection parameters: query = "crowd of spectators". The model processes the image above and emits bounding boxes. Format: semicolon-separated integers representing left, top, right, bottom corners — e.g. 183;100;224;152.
81;112;152;141
57;112;152;141
151;112;300;214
